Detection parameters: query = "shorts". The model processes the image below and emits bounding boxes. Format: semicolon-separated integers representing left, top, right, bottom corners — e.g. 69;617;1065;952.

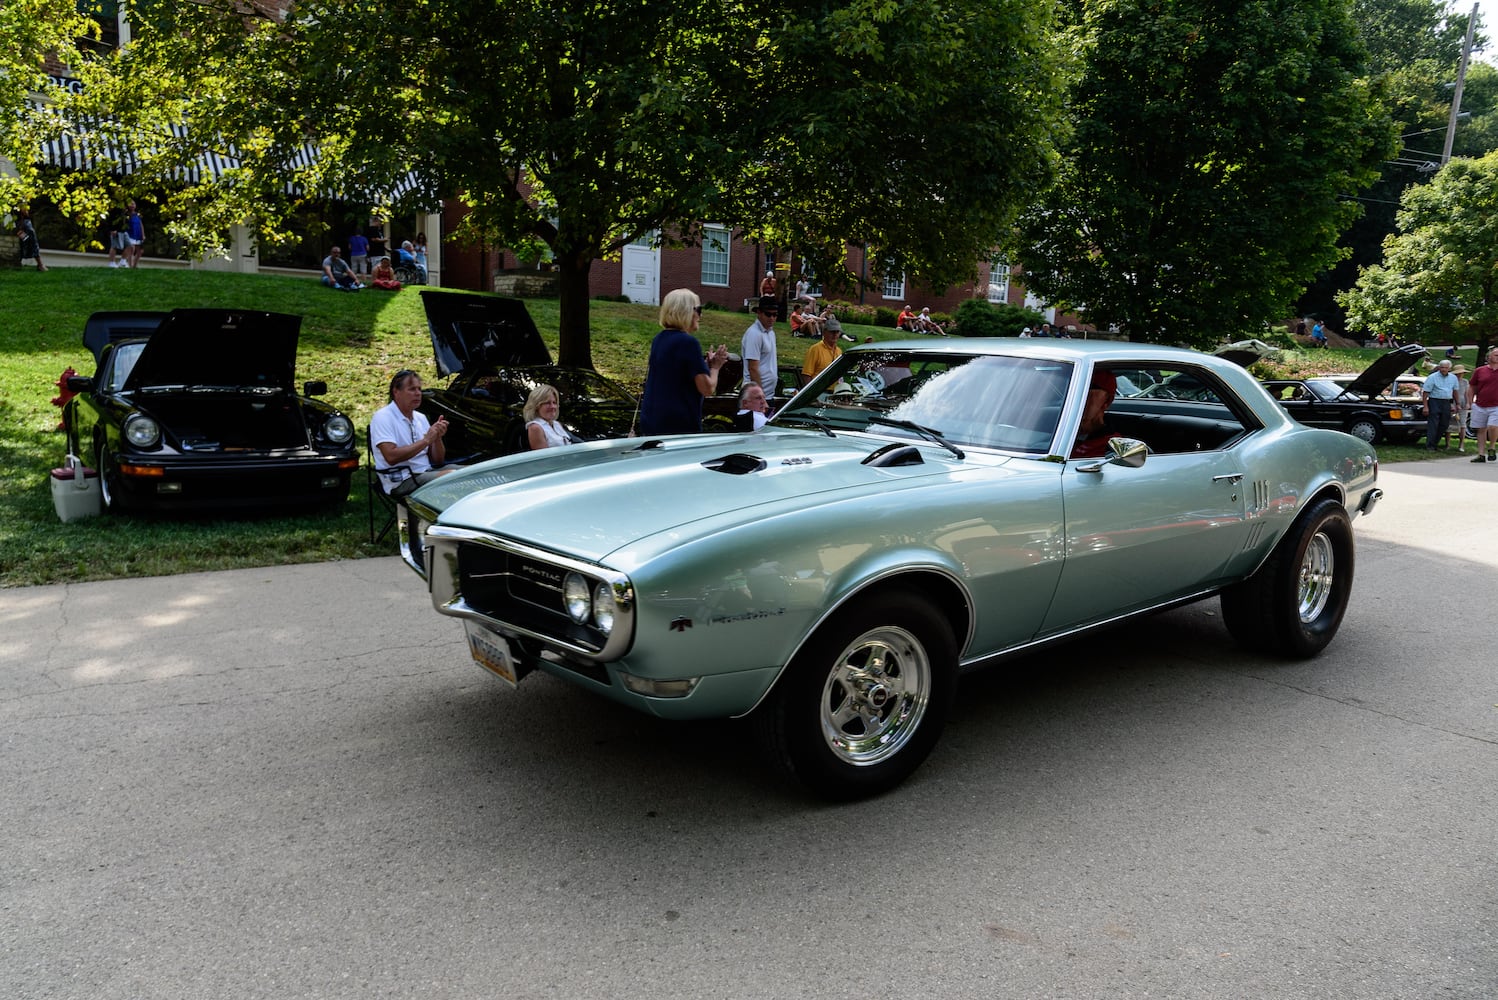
110;232;129;251
1470;404;1498;429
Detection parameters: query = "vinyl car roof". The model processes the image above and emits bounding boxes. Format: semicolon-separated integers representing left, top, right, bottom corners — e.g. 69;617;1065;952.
419;290;551;378
120;309;303;391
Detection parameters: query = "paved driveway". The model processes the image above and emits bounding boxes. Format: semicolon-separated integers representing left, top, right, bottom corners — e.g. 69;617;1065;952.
2;461;1494;999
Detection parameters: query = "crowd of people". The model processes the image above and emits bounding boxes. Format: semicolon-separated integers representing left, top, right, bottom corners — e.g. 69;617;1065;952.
895;305;947;336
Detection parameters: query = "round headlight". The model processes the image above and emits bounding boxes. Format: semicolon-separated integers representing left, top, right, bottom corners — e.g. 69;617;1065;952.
324;414;354;445
124;414;161;449
593;581;616;634
563;572;591;623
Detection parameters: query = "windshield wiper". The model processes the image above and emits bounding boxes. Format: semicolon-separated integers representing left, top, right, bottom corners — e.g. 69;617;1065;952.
777;414;836;437
867;416;965;459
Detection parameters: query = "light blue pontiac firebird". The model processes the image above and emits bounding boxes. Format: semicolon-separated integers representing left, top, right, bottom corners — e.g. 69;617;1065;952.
398;338;1380;799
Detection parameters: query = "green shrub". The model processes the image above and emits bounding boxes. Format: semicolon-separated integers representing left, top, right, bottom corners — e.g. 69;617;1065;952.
592;293;633;303
821;299;877;326
874;306;900;327
948;299;1046;338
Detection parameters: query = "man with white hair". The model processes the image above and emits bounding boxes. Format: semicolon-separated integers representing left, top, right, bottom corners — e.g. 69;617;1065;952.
1420;358;1459;451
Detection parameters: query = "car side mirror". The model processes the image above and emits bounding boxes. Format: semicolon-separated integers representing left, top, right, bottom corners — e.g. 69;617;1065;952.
303;380;328;396
66;375;94;393
1108;437;1148;468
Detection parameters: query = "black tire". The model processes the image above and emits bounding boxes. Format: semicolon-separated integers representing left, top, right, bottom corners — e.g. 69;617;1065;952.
1345;417;1380;444
1220;497;1354;659
755;591;958;800
95;443;121;512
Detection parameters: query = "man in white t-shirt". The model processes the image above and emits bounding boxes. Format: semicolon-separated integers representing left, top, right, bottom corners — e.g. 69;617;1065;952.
741;294;779;398
371;369;460;495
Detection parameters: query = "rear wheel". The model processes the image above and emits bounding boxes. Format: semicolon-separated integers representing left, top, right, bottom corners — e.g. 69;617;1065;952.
1221;497;1354;658
755;591;957;799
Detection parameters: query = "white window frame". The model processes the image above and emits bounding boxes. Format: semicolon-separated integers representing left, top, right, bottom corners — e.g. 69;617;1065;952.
880;261;905;301
700;225;730;287
987;256;1011;304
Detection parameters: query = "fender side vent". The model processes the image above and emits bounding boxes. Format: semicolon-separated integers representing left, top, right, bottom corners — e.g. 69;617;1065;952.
703;453;766;475
862;443;924;467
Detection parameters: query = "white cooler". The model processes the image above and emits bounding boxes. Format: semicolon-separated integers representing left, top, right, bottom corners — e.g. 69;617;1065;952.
51;455;102;522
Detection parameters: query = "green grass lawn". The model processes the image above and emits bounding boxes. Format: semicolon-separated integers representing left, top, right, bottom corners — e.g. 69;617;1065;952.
0;267;1466;587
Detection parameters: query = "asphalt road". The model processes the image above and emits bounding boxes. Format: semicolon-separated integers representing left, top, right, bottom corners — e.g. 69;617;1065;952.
3;460;1495;999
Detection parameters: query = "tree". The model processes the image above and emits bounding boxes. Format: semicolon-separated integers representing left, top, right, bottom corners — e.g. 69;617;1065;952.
1012;0;1393;347
1297;0;1497;326
5;0;1064;369
1340;149;1498;358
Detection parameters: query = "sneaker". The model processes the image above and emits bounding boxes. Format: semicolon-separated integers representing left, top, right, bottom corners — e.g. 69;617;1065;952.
1489;453;1496;463
1473;455;1488;463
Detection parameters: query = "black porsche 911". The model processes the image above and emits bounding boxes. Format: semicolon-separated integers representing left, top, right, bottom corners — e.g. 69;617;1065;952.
63;310;360;512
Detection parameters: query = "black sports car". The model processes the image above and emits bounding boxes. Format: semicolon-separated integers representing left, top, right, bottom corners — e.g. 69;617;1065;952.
1259;344;1428;444
63;310;359;512
415;291;638;457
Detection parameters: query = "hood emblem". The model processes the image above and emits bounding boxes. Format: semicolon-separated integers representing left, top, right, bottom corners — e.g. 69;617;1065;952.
669;617;693;632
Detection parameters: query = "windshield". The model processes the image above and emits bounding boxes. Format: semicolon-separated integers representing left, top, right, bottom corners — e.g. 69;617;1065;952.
105;342;146;392
775;350;1073;454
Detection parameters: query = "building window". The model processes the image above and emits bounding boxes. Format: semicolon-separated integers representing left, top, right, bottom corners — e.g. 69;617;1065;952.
987;256;1011;304
701;225;730;287
880;261;905;300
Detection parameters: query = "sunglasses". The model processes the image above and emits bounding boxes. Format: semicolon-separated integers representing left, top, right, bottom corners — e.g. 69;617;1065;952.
693;305;703;316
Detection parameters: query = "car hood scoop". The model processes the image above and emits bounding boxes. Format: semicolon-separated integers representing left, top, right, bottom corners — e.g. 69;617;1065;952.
423;430;967;564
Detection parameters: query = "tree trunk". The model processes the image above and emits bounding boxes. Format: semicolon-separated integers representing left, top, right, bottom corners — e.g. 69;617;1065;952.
555;252;594;370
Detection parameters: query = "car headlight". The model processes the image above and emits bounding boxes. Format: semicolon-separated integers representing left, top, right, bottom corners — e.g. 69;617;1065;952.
563;572;591;623
324;414;354;445
124;414;161;449
593;581;616;634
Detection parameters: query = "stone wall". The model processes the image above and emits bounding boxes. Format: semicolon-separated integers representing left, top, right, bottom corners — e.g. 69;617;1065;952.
0;233;19;268
492;270;559;298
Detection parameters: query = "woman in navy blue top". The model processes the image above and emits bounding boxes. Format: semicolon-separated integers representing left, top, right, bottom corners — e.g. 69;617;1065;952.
637;289;729;435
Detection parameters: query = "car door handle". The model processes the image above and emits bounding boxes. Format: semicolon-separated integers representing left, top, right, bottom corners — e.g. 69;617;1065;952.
1213;472;1244;484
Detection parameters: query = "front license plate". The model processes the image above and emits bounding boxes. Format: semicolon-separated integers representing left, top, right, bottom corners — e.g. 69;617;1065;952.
465;620;521;688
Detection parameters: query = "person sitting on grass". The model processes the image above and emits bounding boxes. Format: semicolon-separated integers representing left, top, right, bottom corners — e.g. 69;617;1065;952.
915;307;947;336
320;246;362;291
370;257;402;291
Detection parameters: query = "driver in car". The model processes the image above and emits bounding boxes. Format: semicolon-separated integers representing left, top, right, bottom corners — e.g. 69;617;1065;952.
1070;369;1121;458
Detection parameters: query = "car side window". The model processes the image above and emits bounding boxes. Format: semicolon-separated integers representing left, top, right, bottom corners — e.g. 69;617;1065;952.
1105;364;1257;454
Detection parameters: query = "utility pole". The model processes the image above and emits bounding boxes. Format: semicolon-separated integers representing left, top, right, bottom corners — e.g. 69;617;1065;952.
1442;4;1477;166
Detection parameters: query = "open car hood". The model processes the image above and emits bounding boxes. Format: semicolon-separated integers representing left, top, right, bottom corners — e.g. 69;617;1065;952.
82;311;168;365
1213;339;1280;367
1342;344;1428;398
122;310;302;391
420;290;551;378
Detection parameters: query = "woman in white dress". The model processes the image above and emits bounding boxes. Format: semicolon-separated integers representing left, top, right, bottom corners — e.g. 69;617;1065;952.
523;384;576;449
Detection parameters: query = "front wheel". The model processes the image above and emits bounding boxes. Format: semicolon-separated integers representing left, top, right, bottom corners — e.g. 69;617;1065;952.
1345;418;1380;444
1220;497;1354;658
755;591;957;799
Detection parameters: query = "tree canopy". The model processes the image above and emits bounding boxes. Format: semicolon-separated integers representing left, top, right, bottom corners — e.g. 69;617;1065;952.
5;0;1064;368
1012;0;1394;347
1339;148;1498;357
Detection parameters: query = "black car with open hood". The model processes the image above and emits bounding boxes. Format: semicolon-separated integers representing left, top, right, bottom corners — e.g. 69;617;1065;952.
1260;344;1428;444
63;309;360;512
415;290;638;457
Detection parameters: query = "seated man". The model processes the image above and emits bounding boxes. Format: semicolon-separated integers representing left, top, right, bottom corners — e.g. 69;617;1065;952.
734;382;769;431
915;308;946;336
802;317;844;383
896;305;917;332
790;302;821;339
372;369;463;496
321;246;362;290
1070;369;1122;459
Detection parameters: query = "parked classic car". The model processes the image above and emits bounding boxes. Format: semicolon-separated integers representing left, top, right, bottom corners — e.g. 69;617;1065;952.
395;339;1381;798
63;310;358;511
415;290;638;457
1259;344;1428;444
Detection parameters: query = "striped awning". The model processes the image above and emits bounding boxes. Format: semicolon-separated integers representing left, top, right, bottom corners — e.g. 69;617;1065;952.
29;102;431;204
